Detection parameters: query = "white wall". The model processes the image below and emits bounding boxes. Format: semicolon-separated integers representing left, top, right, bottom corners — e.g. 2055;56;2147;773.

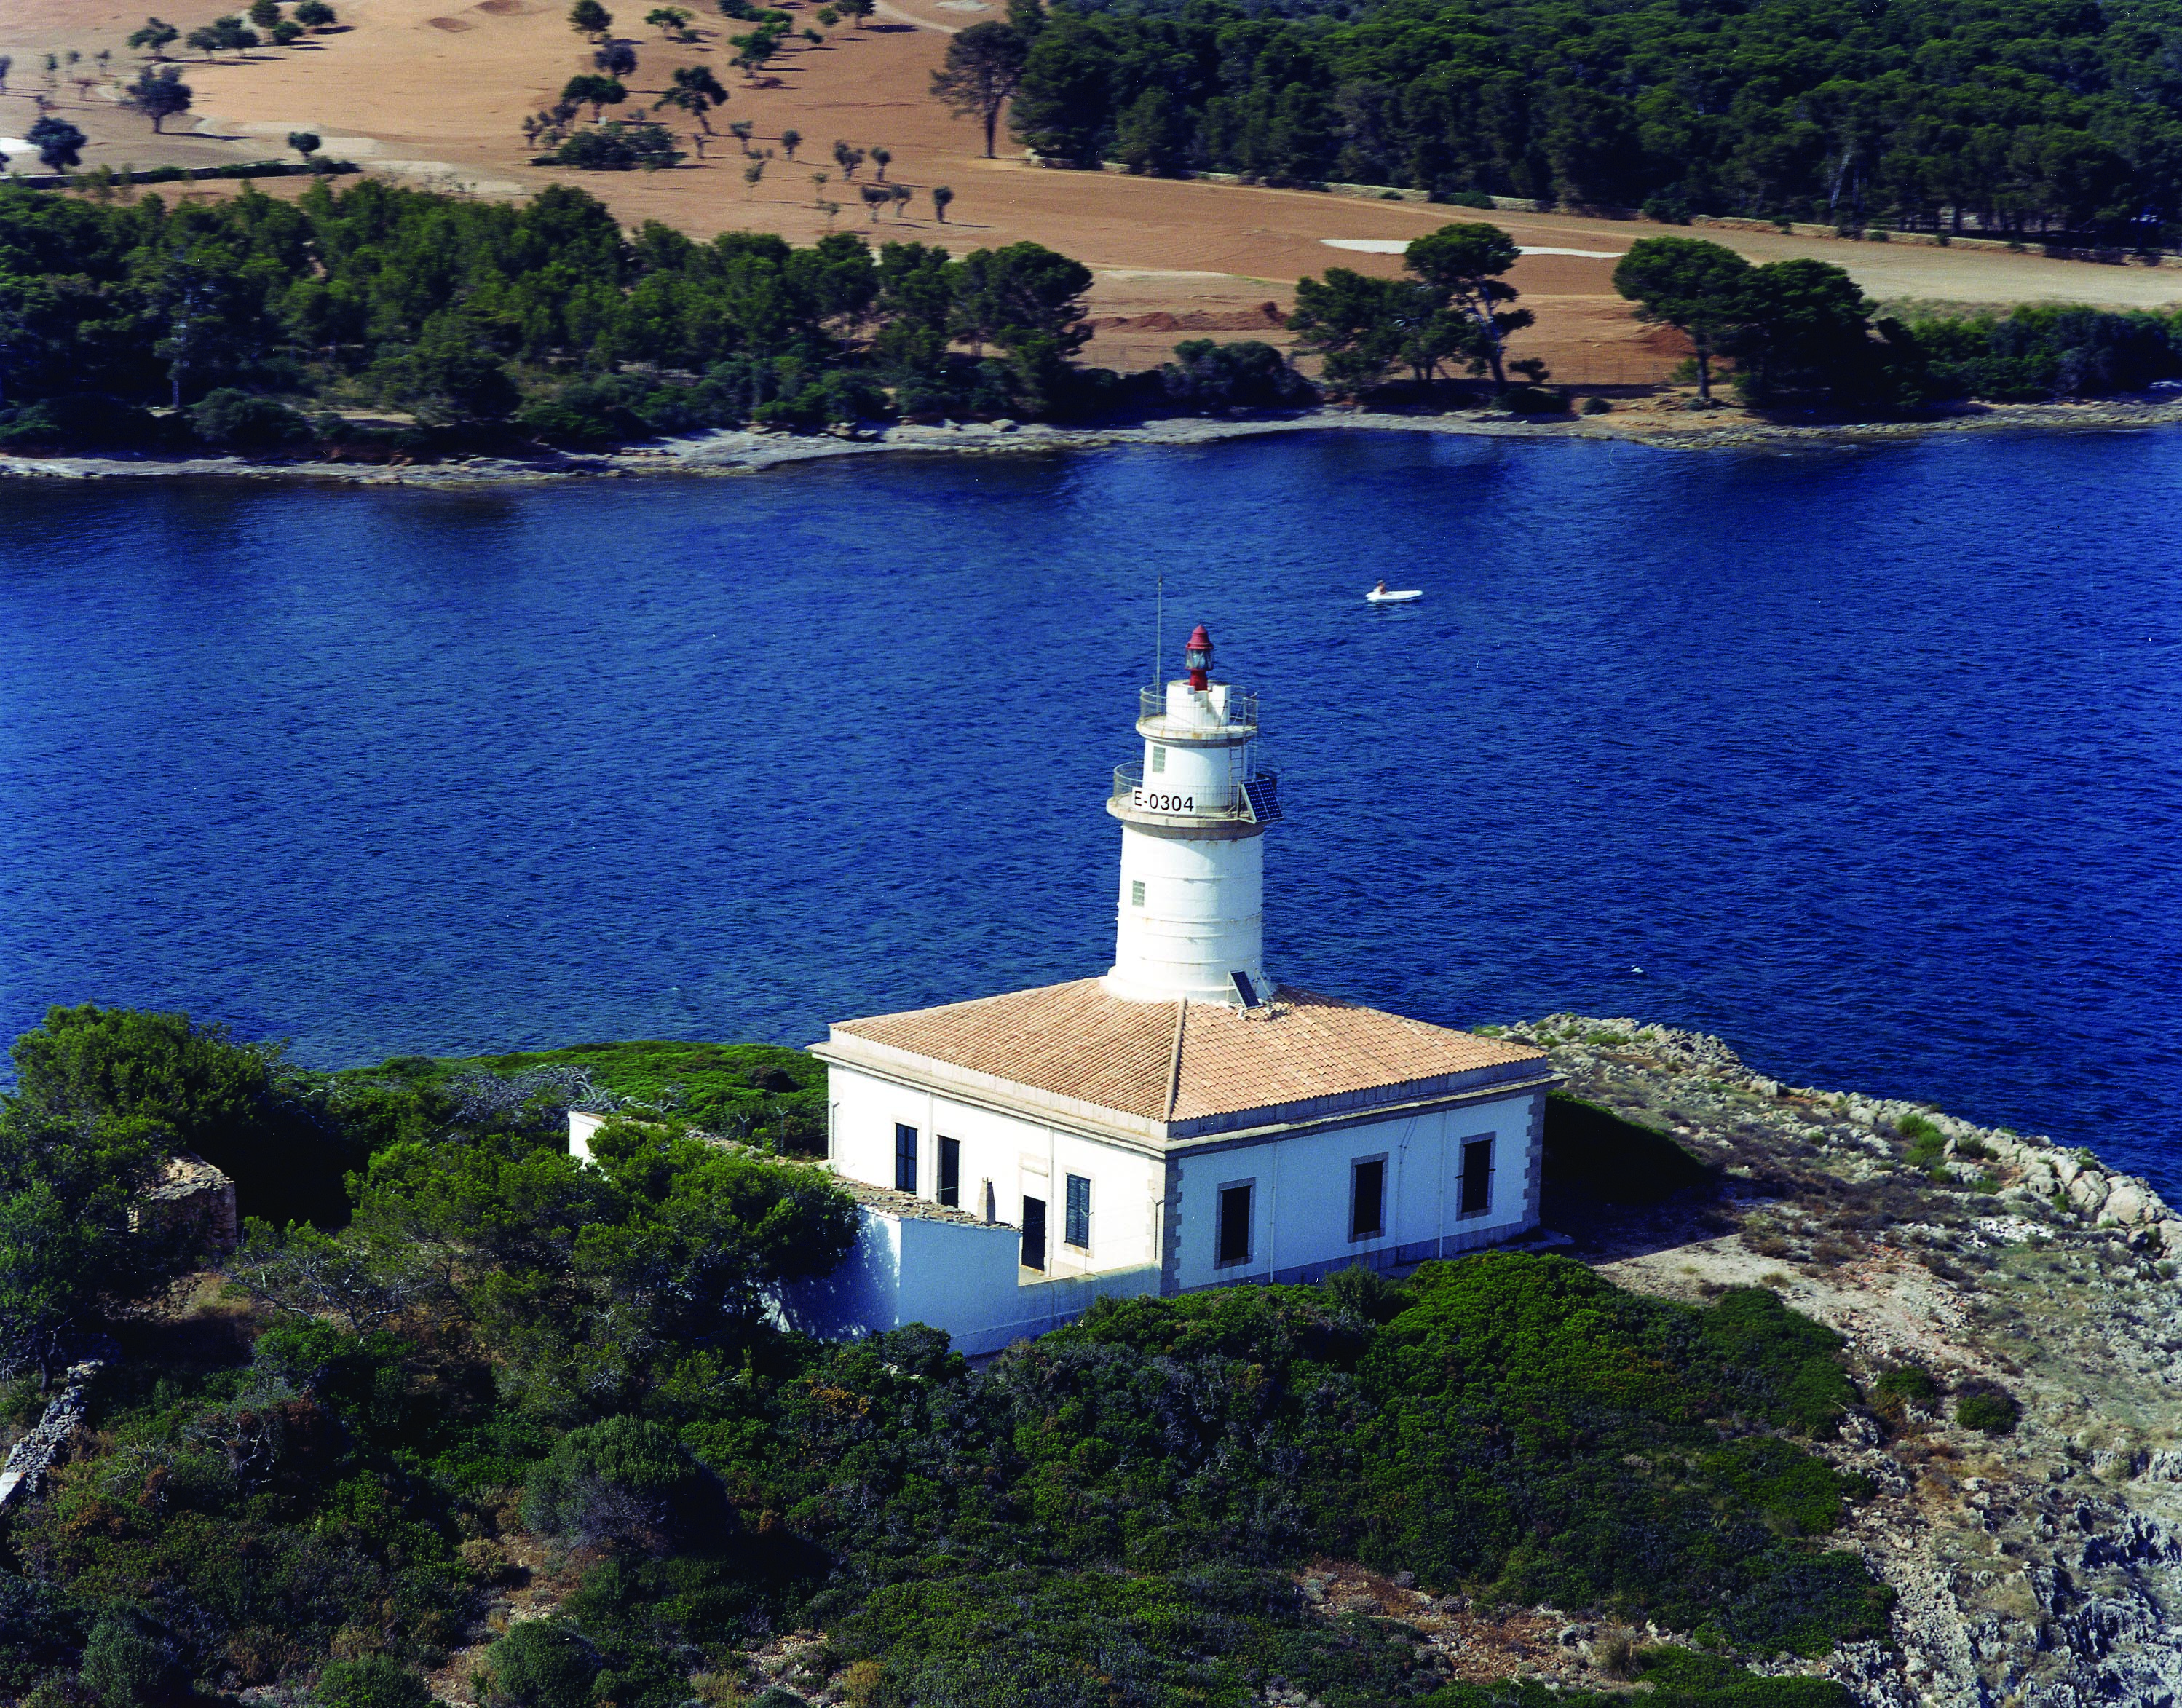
778;1205;1161;1358
1167;1091;1541;1292
1108;826;1268;1005
573;1106;1167;1358
829;1063;1167;1278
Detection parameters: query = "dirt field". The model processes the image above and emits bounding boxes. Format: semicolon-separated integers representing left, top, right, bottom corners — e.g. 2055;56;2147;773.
10;0;2182;382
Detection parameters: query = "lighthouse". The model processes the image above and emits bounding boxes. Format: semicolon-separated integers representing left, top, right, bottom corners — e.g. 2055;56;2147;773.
1105;624;1283;1007
798;623;1557;1356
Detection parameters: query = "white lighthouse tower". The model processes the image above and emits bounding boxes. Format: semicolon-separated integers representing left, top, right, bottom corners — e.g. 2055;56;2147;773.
1104;624;1283;1007
800;620;1555;1355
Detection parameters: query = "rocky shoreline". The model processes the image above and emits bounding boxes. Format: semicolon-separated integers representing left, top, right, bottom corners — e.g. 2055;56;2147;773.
7;395;2182;486
1502;1014;2182;1708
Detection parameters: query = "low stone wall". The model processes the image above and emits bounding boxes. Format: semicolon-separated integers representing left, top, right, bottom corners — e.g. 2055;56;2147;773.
0;1352;110;1511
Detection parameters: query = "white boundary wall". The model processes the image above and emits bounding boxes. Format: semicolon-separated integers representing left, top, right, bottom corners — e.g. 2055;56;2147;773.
780;1207;1159;1357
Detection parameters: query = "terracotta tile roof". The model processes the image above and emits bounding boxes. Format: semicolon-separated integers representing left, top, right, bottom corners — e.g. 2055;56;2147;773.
1169;989;1545;1122
833;979;1179;1120
826;979;1547;1134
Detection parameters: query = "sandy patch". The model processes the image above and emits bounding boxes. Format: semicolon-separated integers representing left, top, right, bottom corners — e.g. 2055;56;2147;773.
1324;237;1624;258
1594;1233;1996;1377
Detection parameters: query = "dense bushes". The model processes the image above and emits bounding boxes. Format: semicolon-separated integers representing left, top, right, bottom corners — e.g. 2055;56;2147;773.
546;123;683;171
1;1249;1891;1703
1905;304;2182;400
522;1415;719;1548
1953;1382;2022;1436
998;0;2182;241
1158;336;1318;411
0;1005;1890;1706
485;1621;604;1708
315;1655;436;1708
1610;233;2182;407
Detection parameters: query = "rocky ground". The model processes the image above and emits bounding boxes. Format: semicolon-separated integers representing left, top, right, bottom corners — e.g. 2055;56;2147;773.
1497;1014;2182;1708
8;394;2182;487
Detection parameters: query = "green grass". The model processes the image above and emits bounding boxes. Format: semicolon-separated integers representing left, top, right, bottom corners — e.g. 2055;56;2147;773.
333;1040;827;1150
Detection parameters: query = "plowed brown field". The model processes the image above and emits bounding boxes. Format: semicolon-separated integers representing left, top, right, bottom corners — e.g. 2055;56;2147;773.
8;0;2182;381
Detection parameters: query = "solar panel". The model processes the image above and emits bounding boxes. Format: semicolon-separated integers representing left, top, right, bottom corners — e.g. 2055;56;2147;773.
1241;774;1283;823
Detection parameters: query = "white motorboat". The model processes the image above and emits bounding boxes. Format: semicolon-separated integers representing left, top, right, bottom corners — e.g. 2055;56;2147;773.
1366;585;1423;603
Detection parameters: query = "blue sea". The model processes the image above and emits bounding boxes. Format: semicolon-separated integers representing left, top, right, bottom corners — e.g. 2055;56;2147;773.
2;429;2178;1198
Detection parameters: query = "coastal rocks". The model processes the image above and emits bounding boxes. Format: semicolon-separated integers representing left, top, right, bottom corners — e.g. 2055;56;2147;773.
1506;1013;2182;1708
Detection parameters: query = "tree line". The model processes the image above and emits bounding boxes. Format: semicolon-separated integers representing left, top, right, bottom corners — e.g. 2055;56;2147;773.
1611;233;2182;406
0;1004;1878;1708
1;180;2164;458
1291;221;2182;409
931;0;2182;242
0;178;1301;456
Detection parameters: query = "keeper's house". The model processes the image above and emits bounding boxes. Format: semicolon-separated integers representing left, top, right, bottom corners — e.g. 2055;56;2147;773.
786;625;1557;1354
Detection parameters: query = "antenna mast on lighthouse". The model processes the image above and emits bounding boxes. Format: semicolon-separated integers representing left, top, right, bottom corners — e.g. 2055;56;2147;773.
1103;623;1284;1008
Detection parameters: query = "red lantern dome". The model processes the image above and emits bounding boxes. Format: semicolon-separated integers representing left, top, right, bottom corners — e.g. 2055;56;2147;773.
1185;623;1213;689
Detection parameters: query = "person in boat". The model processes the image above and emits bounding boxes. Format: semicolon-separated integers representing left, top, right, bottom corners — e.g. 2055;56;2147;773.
1372;579;1388;596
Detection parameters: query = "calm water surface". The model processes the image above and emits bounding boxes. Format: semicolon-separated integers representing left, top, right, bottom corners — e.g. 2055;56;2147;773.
3;430;2178;1196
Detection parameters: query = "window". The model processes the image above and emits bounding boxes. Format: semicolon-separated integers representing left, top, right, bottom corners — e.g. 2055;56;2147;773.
1065;1174;1091;1248
1021;1195;1047;1270
894;1123;917;1194
1151;745;1166;773
1350;1158;1386;1241
1131;879;1146;907
1216;1183;1252;1265
938;1136;960;1208
1459;1136;1495;1217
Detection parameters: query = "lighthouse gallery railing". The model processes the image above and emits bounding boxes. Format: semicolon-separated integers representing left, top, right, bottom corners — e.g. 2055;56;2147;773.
1137;685;1258;732
1111;763;1281;824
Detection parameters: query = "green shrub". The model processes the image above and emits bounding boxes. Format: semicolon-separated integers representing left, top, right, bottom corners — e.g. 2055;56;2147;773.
523;1414;715;1547
1870;1365;1937;1413
0;393;159;451
1158;339;1317;412
1897;1113;1948;1170
1321;1260;1409;1323
0;1572;82;1696
1955;1383;2020;1436
1439;189;1493;207
315;1656;433;1708
188;387;315;451
1495;384;1568;414
79;1613;180;1708
1629;1646;1854;1707
554;124;681;170
486;1621;601;1708
1699;1435;1856;1535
